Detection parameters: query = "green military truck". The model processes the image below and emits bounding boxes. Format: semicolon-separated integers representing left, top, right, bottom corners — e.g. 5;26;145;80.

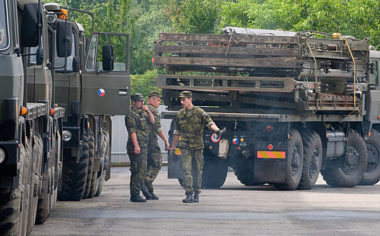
154;28;380;190
0;0;67;235
43;4;131;201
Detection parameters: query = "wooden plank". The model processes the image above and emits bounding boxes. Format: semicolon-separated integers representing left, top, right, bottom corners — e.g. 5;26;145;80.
155;56;299;68
157;75;296;92
154;44;299;57
159;33;299;44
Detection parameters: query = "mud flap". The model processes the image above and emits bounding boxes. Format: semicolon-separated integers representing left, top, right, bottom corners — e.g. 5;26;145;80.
168;152;183;179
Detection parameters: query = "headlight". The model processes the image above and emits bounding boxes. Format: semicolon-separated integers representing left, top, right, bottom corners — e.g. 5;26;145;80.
62;130;72;142
0;147;6;164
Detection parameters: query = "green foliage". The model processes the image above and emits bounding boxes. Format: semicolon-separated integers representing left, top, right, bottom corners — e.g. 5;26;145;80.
219;0;380;49
44;0;380;96
130;69;161;99
166;0;221;33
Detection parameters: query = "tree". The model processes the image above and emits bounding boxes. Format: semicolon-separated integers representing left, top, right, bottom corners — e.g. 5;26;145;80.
166;0;221;34
219;0;380;49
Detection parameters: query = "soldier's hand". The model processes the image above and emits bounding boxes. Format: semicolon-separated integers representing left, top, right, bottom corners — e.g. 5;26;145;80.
134;145;141;154
141;105;149;112
165;141;170;151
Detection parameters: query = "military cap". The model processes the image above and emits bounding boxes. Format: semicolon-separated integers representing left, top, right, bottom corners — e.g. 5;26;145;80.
148;91;162;98
179;91;192;98
131;93;144;101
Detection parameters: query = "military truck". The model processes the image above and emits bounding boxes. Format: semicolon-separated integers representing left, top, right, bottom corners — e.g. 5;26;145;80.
43;4;131;201
0;0;67;235
154;28;380;190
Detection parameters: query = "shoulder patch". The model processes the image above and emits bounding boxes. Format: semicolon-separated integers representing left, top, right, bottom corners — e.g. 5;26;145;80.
202;112;207;117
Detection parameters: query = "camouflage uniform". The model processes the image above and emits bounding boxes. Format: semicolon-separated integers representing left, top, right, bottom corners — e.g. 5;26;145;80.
125;107;150;196
174;106;215;194
145;103;162;193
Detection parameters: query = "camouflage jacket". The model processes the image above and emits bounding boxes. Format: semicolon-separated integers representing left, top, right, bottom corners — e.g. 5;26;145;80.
148;104;162;151
125;107;151;152
174;106;215;149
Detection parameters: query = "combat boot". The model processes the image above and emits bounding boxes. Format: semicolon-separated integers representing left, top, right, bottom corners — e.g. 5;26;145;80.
130;194;147;202
149;191;159;200
141;183;153;200
193;193;199;203
182;193;194;203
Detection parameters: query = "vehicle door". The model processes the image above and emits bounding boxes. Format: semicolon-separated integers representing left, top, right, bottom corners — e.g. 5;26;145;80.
81;32;130;115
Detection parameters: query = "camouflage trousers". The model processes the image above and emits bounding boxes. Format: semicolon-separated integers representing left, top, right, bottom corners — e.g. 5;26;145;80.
145;149;162;193
128;150;147;195
180;148;204;194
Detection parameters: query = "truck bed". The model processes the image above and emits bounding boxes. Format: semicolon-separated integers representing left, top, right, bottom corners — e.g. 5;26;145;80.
154;31;369;114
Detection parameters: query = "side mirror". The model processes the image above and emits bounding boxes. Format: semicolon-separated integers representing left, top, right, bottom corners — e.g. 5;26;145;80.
20;3;42;47
102;45;114;71
56;21;72;57
72;56;80;72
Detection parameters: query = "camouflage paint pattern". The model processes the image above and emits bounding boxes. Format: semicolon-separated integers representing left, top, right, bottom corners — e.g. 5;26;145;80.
145;104;163;192
180;148;204;194
174;106;214;149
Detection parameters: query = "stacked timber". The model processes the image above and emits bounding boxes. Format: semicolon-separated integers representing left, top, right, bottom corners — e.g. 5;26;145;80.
154;29;369;113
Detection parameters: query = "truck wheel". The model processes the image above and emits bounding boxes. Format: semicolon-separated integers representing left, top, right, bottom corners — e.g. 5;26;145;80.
233;159;258;186
0;187;21;236
58;133;89;201
0;144;26;235
276;129;303;190
322;130;367;187
360;130;380;185
95;130;110;197
298;130;322;190
83;131;95;199
202;153;228;189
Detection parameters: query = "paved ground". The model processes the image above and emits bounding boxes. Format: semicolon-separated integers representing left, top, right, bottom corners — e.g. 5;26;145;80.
32;167;380;236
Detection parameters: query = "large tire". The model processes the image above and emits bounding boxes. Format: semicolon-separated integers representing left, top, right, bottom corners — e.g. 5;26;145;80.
322;130;367;187
276;129;303;190
0;187;21;236
58;133;89;201
0;144;26;236
298;130;323;190
95;130;110;197
202;153;228;189
83;131;95;198
360;130;380;185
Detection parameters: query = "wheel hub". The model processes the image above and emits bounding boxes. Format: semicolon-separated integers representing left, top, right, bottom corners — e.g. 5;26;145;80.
291;146;301;177
343;146;359;174
309;148;320;178
366;144;379;172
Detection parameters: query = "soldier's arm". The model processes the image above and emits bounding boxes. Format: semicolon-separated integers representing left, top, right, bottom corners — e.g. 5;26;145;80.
158;130;170;151
125;115;140;154
142;105;155;124
201;110;220;132
130;133;140;154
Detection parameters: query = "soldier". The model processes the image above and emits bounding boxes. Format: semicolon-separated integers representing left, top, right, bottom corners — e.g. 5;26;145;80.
141;91;170;200
170;91;220;203
125;93;155;202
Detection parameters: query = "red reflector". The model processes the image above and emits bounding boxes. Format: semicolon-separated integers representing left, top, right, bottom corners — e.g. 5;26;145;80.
266;125;273;132
268;144;273;150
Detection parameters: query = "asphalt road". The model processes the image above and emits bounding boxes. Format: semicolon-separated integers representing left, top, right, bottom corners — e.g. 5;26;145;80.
32;167;380;236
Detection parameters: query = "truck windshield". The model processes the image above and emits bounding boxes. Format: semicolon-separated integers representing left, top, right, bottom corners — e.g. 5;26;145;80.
0;0;9;50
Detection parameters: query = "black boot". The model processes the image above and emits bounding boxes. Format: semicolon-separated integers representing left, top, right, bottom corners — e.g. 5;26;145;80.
149;191;159;200
193;193;199;203
182;193;194;203
142;183;153;200
130;194;147;202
